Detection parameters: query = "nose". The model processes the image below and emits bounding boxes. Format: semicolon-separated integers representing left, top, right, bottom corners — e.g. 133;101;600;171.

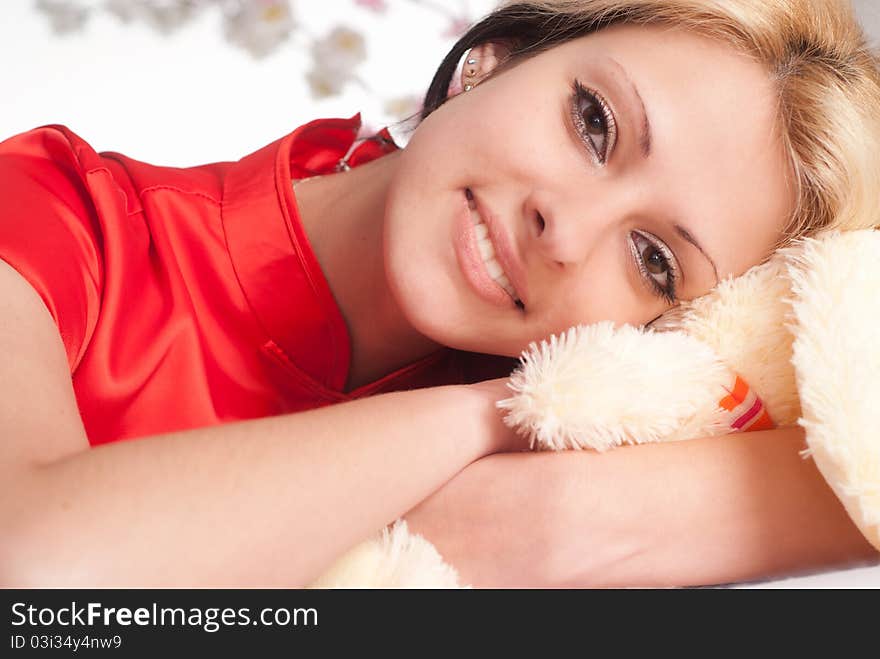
525;185;635;267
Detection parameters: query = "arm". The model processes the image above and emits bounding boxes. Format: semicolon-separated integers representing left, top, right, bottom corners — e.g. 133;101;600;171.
0;259;513;587
406;422;878;588
554;425;877;587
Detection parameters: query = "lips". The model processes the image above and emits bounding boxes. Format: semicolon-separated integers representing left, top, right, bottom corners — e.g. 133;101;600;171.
466;189;529;308
454;194;513;309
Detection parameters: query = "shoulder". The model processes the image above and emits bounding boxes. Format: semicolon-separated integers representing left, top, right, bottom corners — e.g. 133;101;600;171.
0;124;104;179
0;126;109;371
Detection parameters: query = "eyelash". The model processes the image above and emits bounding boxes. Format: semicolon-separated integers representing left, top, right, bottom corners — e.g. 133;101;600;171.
569;79;617;164
567;80;678;304
629;230;679;304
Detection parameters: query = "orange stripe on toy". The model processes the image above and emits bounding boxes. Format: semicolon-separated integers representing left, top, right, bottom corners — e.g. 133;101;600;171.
717;373;775;432
746;409;775;431
719;374;749;411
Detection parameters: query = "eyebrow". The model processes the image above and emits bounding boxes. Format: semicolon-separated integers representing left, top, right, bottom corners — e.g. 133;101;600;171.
606;57;652;158
675;223;720;286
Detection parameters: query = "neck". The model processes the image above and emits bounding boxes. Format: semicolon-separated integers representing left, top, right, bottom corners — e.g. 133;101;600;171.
293;150;444;393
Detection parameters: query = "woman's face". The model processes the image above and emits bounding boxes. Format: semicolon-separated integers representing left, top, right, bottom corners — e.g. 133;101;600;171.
383;23;794;357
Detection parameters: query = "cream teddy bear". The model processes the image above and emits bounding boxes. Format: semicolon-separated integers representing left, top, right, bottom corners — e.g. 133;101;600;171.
311;229;880;588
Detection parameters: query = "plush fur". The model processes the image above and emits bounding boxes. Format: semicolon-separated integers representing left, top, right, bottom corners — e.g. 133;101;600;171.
308;230;879;587
310;520;462;588
785;231;880;550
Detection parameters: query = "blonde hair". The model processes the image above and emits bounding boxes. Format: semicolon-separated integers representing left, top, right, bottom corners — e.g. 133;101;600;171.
422;0;880;252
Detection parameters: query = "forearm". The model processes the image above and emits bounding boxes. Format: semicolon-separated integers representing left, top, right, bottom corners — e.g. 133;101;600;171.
3;383;503;587
548;425;878;587
406;425;878;588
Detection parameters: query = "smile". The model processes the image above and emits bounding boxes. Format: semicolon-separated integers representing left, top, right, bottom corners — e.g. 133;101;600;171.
466;190;521;303
453;188;525;310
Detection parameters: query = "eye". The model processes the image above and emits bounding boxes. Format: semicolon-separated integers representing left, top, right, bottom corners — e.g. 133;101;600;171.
570;79;618;164
629;230;679;304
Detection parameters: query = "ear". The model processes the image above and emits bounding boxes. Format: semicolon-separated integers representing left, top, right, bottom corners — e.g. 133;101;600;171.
455;41;513;94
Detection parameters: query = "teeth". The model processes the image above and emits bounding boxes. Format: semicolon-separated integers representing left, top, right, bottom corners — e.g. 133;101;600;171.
467;193;521;304
477;236;495;261
495;273;517;299
468;206;480;227
484;256;504;279
475;227;518;299
492;267;517;299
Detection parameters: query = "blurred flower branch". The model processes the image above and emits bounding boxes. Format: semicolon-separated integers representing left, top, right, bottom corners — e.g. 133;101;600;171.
34;0;481;114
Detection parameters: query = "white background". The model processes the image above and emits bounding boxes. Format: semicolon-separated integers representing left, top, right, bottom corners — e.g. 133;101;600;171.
0;0;499;163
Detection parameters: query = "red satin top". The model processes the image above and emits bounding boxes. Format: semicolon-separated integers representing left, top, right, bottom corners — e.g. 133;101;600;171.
0;116;499;446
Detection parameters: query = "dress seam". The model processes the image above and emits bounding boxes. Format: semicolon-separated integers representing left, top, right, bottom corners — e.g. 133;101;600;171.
138;184;222;206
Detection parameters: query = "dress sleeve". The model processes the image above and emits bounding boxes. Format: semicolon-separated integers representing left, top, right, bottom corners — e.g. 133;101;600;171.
0;126;103;372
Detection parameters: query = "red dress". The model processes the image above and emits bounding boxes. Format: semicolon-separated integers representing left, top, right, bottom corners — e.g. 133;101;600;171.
0;115;498;446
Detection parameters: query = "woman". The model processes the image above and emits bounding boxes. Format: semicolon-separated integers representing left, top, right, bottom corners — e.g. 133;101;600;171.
1;0;878;587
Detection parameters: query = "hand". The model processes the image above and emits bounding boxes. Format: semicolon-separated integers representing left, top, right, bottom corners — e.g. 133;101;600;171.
466;377;533;455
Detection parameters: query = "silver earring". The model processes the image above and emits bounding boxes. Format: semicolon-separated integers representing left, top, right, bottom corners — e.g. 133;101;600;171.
463;57;478;91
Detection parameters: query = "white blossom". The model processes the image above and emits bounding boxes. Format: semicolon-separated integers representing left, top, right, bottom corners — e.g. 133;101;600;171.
35;0;91;34
103;0;204;33
310;26;367;75
304;25;368;99
223;0;295;58
305;67;348;99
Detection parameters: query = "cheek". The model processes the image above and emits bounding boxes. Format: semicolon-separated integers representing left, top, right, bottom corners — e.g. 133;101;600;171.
382;185;434;296
381;168;464;341
536;258;661;334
